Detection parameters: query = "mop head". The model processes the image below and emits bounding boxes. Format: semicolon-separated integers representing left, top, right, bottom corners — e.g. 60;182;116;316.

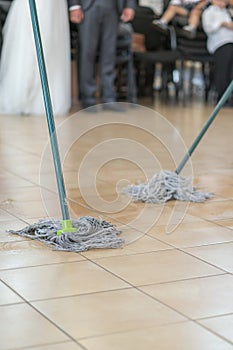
123;170;213;203
9;216;123;252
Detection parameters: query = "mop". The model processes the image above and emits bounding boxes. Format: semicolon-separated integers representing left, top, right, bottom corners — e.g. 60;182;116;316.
9;0;123;252
123;79;233;203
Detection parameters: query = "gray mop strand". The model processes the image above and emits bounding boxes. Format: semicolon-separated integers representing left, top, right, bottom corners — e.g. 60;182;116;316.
124;80;233;203
9;217;123;252
8;0;123;252
123;170;213;203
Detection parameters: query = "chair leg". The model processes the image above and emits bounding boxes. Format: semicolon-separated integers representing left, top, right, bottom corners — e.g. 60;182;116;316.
180;60;188;107
134;59;147;98
202;62;214;103
127;53;137;103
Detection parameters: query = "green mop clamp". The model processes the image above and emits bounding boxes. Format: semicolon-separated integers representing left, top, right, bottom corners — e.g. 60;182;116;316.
124;80;233;203
28;0;76;235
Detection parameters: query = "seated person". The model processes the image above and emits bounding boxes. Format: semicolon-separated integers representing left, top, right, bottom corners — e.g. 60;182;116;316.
153;0;209;38
202;0;233;105
139;0;164;16
133;0;166;50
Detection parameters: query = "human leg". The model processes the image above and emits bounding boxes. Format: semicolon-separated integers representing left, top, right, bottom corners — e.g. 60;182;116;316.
153;5;187;31
78;6;100;107
183;1;206;38
161;5;188;23
188;1;206;27
98;8;118;103
214;43;233;102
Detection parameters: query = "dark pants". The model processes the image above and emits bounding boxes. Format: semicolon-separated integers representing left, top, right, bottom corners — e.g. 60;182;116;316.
78;2;118;106
214;43;233;100
132;6;166;51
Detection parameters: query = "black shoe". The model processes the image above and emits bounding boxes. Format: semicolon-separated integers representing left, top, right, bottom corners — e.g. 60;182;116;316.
102;103;125;112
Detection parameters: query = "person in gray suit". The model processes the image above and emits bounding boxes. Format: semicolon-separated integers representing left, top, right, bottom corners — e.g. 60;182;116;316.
68;0;136;111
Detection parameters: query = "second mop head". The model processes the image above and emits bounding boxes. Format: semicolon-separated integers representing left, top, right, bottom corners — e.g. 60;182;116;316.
123;170;213;203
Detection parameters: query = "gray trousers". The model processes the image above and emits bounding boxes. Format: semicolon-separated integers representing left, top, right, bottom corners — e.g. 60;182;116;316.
78;2;119;105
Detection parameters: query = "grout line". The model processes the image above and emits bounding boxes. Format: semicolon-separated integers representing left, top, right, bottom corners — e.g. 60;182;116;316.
196;311;233;321
0;279;88;350
10;340;81;350
136;287;233;347
195;319;233;346
1;273;228;305
76;319;189;342
135;272;228;288
177;247;233;274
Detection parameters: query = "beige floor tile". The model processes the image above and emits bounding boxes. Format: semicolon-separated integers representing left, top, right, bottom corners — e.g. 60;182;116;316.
81;226;172;260
0;219;30;242
0;145;25;157
0;303;68;349
96;160;149;184
33;289;186;339
0;186;56;203
149;221;233;248
187;200;233;221
184;242;233;273
214;219;233;230
68;200;120;221
68;189;140;218
0;260;129;301
2;199;63;220
194;172;233;190
0;240;85;270
0;170;35;189
81;321;233;350
31;342;84;350
3;197;110;221
64;158;149;189
0;208;18;221
92;249;222;286
105;203;166;232
214;185;233;199
5;162;43;183
198;314;233;343
0;281;23;305
141;274;233;319
188;161;230;181
106;203;203;234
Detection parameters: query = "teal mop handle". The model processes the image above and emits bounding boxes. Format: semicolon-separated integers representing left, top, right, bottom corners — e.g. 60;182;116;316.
175;79;233;175
28;0;70;221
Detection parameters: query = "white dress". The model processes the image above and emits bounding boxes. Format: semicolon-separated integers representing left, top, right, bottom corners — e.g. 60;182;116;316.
0;0;71;115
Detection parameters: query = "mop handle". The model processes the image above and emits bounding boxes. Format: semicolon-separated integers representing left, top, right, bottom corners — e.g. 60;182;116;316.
175;79;233;175
28;0;70;221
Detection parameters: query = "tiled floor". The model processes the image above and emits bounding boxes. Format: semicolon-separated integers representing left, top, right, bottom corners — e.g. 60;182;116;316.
0;97;233;350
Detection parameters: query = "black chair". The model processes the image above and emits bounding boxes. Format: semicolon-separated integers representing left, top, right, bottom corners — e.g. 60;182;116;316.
132;6;181;101
172;15;215;103
115;23;137;103
133;49;181;100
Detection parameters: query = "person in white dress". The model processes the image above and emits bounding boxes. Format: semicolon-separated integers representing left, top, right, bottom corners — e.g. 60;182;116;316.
0;0;71;115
